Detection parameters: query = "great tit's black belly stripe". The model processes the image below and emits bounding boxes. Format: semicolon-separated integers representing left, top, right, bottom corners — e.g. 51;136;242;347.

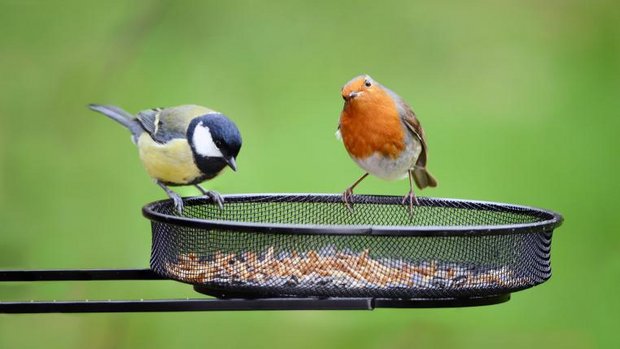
193;156;227;181
162;174;211;186
163;158;225;186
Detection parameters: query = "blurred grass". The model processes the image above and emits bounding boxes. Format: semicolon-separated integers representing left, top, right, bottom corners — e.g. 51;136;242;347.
0;0;619;348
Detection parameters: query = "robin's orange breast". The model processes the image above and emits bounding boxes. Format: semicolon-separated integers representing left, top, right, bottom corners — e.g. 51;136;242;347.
340;96;405;160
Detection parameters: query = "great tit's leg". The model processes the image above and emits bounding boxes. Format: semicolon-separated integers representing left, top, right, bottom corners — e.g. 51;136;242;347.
157;180;184;213
402;169;419;218
195;184;225;209
342;172;369;213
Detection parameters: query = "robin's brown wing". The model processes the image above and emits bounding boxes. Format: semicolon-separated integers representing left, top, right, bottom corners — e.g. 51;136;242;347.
399;103;429;168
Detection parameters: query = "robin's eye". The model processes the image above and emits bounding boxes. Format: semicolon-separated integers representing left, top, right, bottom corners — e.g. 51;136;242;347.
364;80;372;87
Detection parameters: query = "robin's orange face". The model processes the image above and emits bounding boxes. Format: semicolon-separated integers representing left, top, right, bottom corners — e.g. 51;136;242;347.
341;75;378;103
339;75;406;160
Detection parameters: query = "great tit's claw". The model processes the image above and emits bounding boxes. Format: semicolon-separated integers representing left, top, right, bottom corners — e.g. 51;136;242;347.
171;193;185;214
207;191;225;210
157;181;185;214
195;185;225;209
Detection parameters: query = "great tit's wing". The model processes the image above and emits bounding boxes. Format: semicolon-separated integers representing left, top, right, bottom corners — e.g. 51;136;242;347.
158;105;217;130
137;107;180;144
136;107;163;139
157;105;217;142
137;105;216;144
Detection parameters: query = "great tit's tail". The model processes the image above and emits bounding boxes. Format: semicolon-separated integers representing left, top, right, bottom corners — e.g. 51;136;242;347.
413;167;438;189
88;104;143;142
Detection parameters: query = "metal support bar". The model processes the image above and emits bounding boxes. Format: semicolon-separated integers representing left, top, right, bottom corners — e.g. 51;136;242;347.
373;294;510;308
0;269;511;313
0;298;373;313
0;269;162;282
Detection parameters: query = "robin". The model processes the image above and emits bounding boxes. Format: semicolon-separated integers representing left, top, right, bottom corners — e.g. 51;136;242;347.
336;74;437;214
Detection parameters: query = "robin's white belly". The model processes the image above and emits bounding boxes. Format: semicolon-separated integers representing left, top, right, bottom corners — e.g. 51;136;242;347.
352;140;422;181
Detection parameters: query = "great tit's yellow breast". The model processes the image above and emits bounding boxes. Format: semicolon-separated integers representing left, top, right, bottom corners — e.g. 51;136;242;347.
137;134;202;185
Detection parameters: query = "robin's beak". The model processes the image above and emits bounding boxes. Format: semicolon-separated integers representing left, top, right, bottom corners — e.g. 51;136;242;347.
224;156;237;172
343;91;361;101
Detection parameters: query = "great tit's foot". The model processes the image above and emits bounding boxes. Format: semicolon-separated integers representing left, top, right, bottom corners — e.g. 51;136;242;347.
170;193;185;214
342;187;355;213
206;191;225;210
157;181;184;214
195;185;224;209
402;190;419;218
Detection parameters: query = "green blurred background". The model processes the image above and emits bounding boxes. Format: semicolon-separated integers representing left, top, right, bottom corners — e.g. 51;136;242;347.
1;0;618;348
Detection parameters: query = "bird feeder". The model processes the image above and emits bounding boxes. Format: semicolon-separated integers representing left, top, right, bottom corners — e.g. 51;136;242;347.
0;194;562;313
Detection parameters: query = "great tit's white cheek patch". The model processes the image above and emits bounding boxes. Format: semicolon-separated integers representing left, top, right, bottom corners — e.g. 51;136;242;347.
193;124;223;158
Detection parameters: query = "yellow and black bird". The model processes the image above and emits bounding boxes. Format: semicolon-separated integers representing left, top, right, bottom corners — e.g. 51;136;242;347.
89;104;242;212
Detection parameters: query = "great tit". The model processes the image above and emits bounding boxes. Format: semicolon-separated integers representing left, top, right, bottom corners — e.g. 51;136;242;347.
89;104;242;212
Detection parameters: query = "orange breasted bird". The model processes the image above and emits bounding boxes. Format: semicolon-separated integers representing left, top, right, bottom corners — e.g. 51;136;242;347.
336;75;437;214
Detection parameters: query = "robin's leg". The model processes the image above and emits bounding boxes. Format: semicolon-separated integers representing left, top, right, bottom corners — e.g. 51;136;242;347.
195;184;225;209
402;169;420;217
343;173;369;213
157;180;184;213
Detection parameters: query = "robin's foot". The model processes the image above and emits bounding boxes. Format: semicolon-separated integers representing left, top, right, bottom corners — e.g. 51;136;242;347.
402;190;419;217
342;173;369;214
195;185;225;209
342;187;355;213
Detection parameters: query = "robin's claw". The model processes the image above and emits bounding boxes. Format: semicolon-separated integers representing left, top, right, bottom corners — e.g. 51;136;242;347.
342;188;355;213
342;173;369;214
402;190;419;218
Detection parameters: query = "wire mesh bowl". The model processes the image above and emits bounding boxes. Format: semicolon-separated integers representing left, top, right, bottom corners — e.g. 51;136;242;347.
143;194;562;299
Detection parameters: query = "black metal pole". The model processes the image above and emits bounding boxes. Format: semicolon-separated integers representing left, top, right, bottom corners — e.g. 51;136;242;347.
0;269;163;282
0;268;511;313
0;298;374;313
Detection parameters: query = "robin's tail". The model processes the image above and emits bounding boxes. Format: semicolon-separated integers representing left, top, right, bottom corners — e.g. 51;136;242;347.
413;167;438;189
88;104;144;143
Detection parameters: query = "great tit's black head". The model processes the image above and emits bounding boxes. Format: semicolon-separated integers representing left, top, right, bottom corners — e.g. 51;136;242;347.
187;113;242;175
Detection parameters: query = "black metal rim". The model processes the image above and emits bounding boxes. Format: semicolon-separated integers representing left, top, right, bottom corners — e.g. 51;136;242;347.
192;285;511;308
142;193;563;237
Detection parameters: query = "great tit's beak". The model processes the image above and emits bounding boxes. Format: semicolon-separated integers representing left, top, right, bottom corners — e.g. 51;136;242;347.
224;156;237;172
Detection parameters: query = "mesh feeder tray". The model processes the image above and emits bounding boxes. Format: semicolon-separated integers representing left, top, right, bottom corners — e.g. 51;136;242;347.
143;194;562;300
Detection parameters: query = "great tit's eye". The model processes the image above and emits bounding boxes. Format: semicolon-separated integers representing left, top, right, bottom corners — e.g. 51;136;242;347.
215;140;223;147
364;79;372;87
